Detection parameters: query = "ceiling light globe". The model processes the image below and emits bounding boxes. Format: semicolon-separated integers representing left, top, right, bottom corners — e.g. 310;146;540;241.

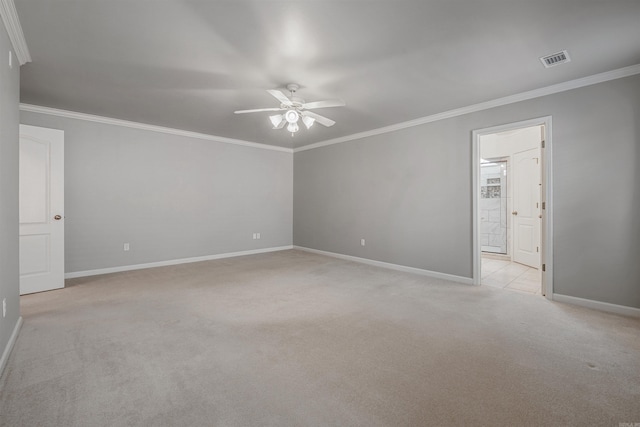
269;114;284;128
287;122;299;133
285;110;299;124
302;115;315;129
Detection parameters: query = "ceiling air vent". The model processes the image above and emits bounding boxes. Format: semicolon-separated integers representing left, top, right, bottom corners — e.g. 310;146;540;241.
540;50;571;68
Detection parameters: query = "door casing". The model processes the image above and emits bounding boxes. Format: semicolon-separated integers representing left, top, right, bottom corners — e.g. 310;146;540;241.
472;116;553;298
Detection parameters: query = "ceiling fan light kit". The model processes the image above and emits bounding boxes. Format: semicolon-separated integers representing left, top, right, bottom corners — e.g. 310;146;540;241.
234;83;345;136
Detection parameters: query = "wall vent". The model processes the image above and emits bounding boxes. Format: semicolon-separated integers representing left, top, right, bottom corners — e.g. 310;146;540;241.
540;50;571;68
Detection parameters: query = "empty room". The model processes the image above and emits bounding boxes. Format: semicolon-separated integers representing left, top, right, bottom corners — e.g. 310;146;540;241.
1;1;639;425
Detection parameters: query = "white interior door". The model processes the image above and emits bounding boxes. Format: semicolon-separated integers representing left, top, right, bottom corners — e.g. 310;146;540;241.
512;147;540;268
19;125;65;295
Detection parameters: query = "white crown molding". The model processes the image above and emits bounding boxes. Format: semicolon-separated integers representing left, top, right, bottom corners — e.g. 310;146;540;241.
20;63;640;155
0;0;31;65
19;104;294;154
294;63;640;153
552;294;640;318
65;246;294;279
293;245;473;285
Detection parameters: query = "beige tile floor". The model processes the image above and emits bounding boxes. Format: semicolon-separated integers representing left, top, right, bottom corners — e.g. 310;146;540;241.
481;256;541;295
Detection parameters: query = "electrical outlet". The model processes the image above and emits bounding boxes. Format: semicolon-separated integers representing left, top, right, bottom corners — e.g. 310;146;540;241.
123;243;130;251
256;233;261;239
252;233;256;240
2;298;6;318
361;238;366;246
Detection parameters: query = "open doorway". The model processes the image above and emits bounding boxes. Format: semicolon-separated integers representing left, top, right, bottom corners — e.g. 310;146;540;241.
472;117;553;298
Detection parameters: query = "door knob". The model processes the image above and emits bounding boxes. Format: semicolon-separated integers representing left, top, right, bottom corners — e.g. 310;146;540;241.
54;215;62;220
512;211;518;216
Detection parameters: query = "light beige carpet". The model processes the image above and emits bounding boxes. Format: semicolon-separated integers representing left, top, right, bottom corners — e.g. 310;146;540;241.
1;250;639;426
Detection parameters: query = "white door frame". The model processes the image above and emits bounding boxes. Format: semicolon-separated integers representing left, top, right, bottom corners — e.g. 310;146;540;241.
472;116;553;299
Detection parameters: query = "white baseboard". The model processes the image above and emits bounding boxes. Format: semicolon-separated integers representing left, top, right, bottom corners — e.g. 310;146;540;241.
0;316;23;381
553;294;640;318
293;246;473;285
65;246;294;279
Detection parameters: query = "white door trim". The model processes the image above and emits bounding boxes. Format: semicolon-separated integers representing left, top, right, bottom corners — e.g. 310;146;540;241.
472;116;553;299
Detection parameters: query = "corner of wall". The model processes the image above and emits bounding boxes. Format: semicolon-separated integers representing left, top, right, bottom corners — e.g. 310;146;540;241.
0;4;23;374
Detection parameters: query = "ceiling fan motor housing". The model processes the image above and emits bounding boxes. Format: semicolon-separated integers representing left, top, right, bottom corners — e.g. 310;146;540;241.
287;83;305;107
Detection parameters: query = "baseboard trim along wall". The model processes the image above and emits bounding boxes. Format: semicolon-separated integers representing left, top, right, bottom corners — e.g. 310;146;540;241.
65;246;294;279
293;246;473;285
553;294;640;318
0;317;23;380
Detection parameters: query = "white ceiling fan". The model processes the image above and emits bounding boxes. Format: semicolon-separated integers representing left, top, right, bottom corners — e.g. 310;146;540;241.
234;84;345;134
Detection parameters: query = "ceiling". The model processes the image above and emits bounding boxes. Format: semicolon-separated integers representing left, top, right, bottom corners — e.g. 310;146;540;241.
16;0;640;149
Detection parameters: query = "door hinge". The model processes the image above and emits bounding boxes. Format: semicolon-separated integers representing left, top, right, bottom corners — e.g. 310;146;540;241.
542;264;546;272
541;140;545;148
536;246;539;253
542;202;546;210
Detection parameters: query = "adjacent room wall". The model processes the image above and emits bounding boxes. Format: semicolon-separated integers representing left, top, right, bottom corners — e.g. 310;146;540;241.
20;111;293;274
0;20;21;368
294;74;640;309
481;125;541;159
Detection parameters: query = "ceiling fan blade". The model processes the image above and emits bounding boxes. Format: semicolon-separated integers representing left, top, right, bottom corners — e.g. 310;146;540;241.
301;110;335;127
267;89;294;107
302;99;346;109
234;107;284;114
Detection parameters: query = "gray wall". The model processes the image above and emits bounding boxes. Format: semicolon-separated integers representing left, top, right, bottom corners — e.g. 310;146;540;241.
0;23;21;361
294;74;640;309
20;112;293;273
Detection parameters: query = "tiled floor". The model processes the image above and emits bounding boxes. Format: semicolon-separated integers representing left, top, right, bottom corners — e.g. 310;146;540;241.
481;256;541;295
